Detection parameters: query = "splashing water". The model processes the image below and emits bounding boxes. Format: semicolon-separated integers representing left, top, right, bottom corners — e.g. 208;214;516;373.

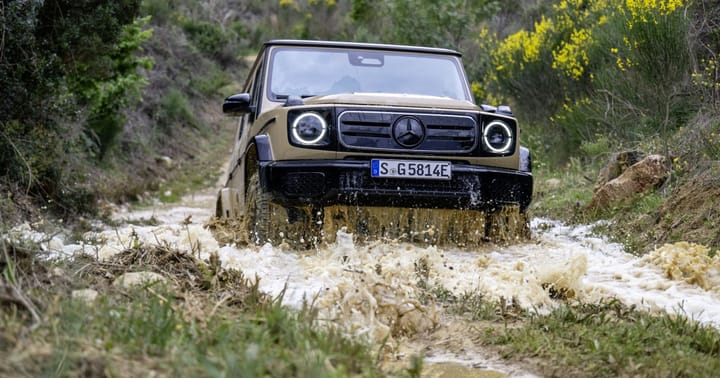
9;189;720;375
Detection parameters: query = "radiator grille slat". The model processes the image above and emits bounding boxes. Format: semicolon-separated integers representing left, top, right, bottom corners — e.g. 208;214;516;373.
338;110;477;153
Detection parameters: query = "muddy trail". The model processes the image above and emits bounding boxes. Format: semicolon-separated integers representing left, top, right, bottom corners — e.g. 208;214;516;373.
11;187;720;377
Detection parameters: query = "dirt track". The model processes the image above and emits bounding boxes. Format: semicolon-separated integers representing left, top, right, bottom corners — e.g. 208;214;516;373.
13;187;720;376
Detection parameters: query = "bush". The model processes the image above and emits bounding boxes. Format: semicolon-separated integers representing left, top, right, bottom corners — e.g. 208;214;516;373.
481;0;694;163
0;121;97;217
180;19;228;57
0;0;142;216
157;88;198;130
141;0;174;25
192;69;233;96
82;16;154;159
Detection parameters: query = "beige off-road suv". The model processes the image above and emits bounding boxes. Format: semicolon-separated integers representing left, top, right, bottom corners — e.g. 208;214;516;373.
217;40;532;246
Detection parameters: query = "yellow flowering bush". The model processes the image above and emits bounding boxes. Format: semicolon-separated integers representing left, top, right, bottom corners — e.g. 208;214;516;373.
552;28;592;80
491;0;687;83
692;57;720;106
493;17;555;74
625;0;685;20
484;0;691;163
471;81;508;107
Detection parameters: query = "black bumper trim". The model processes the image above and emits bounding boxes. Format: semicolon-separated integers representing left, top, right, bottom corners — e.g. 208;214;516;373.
258;159;532;211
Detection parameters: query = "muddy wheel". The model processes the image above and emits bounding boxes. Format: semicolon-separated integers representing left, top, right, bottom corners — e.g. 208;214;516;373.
282;206;323;249
215;193;224;218
245;172;272;245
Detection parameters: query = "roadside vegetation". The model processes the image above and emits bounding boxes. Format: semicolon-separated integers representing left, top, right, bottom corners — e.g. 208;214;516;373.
3;0;718;252
441;292;720;377
0;240;389;377
3;0;720;377
482;0;720;256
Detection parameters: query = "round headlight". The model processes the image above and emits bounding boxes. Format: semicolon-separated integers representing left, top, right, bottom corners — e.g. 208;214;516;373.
483;120;514;154
292;112;327;145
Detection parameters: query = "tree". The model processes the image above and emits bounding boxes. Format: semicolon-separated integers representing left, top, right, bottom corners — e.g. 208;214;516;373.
0;0;142;214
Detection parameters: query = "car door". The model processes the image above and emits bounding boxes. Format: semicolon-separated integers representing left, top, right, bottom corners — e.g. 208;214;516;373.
221;52;266;216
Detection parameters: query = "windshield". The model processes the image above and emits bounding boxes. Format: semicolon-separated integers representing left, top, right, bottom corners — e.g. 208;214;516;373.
268;47;471;101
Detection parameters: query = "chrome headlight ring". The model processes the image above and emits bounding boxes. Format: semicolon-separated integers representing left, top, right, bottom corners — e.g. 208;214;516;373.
291;112;328;145
483;120;514;154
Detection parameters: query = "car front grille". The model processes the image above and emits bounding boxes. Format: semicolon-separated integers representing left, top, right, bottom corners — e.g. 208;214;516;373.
281;172;326;198
337;110;477;154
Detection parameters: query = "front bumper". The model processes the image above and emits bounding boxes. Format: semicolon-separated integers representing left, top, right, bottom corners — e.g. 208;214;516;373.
258;159;532;211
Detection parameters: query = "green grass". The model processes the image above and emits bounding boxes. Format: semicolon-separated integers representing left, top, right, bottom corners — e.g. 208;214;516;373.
0;243;393;378
589;190;666;254
425;288;720;378
44;291;382;377
531;161;596;221
488;301;720;377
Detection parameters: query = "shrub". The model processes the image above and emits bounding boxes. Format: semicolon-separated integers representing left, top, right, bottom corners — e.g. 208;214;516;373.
141;0;174;25
192;69;233;96
82;16;154;159
0;0;142;216
158;88;198;130
481;0;693;163
179;17;232;62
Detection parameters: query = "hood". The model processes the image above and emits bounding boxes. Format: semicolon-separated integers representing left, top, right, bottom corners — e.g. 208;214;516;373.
302;92;480;112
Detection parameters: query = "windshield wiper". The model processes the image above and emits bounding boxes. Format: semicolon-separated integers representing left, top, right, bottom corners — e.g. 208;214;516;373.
275;94;316;99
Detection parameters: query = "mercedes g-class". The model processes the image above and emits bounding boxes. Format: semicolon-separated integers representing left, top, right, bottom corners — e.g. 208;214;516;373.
217;40;532;246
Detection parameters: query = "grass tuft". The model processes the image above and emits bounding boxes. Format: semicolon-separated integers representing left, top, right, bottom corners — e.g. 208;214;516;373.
485;300;720;377
0;239;386;377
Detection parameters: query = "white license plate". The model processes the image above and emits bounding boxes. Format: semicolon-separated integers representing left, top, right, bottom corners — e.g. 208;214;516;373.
371;159;451;180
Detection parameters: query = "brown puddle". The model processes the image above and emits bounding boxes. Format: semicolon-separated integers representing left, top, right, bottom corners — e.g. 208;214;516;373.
422;363;509;378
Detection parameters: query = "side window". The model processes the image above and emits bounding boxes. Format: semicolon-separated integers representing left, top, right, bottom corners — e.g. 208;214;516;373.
237;117;246;139
249;60;264;121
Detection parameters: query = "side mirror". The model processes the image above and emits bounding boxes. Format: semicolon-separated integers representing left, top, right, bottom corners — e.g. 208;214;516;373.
223;93;252;114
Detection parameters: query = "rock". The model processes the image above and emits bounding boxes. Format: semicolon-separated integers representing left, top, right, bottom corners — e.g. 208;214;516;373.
156;156;174;169
594;151;646;192
545;178;562;190
72;289;99;304
113;271;167;289
588;154;669;209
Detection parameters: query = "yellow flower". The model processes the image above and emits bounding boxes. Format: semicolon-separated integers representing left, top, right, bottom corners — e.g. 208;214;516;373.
552;28;592;80
626;0;686;20
493;16;555;73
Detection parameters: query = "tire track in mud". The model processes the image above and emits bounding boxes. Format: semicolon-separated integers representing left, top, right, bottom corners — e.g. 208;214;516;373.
13;189;720;377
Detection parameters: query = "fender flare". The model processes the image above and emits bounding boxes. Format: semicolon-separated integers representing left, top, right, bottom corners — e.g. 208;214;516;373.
520;146;532;173
253;134;273;161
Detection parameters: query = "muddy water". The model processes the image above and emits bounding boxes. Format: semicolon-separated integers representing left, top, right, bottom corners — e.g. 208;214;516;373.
10;189;720;377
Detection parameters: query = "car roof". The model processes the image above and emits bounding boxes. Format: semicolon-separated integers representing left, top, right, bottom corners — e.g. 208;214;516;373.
264;39;462;57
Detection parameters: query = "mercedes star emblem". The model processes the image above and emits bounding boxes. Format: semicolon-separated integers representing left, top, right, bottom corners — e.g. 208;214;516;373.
392;116;425;148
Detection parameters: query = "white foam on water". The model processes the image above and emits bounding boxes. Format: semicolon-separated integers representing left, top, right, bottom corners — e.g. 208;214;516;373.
10;190;720;376
12;194;720;329
529;219;720;327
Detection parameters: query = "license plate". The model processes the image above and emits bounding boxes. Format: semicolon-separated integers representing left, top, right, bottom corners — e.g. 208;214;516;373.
371;159;451;180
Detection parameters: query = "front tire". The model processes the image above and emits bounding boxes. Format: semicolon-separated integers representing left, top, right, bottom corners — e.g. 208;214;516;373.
245;172;272;245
